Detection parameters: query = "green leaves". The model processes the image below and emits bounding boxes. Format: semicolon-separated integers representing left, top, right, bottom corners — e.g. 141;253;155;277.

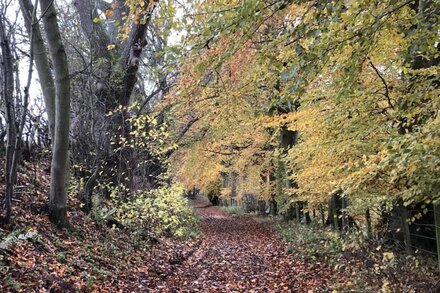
114;185;200;238
92;17;105;23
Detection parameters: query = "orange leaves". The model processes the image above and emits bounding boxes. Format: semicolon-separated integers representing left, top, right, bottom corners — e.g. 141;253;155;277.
226;49;251;81
104;9;114;18
162;33;272;193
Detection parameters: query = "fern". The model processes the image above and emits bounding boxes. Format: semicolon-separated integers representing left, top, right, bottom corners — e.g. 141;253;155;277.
0;229;38;250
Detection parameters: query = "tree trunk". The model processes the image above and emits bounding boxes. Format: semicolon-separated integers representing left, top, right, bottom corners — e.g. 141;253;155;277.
341;197;347;231
40;0;71;228
331;195;339;230
19;0;56;137
0;17;15;224
396;203;412;255
320;204;325;226
295;203;300;223
73;0;156;194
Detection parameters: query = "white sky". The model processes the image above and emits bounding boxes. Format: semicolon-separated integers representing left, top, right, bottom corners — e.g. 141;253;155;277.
4;0;45;116
3;0;188;118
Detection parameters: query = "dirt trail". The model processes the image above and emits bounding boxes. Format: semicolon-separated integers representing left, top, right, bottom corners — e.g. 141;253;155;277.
154;198;333;292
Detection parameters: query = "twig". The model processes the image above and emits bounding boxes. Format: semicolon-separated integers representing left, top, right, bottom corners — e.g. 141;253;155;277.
369;59;393;109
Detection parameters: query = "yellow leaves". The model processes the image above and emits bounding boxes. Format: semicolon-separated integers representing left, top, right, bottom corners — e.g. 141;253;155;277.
260;113;296;129
158;0;440;214
113;0;157;41
113;185;198;238
163;36;278;192
173;142;223;191
382;251;394;262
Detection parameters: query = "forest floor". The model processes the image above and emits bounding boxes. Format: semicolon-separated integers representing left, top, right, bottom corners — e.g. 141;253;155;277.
0;161;437;292
155;197;337;292
0;189;337;292
0;161;336;292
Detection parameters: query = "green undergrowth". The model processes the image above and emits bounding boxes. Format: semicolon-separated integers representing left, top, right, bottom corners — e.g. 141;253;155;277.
252;215;277;224
221;205;245;216
278;221;437;291
279;222;364;262
92;184;200;238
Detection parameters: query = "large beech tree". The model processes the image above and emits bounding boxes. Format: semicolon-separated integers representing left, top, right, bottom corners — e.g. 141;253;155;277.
72;0;158;196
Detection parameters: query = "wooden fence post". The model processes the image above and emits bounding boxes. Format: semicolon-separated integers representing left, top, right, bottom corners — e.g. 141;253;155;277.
366;208;372;239
320;204;325;226
434;204;440;271
295;202;300;223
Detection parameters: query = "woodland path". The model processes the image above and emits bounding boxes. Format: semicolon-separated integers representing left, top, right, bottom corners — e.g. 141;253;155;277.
153;197;334;292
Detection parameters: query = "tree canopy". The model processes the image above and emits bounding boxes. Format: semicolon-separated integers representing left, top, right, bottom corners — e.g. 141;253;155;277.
163;0;439;214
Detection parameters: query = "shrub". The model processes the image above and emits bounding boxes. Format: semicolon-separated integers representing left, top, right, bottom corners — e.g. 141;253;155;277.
279;221;437;291
114;185;200;238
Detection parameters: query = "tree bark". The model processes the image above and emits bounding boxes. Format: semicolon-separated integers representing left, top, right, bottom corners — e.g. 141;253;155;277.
396;203;412;255
19;0;56;137
40;0;71;228
320;204;325;226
